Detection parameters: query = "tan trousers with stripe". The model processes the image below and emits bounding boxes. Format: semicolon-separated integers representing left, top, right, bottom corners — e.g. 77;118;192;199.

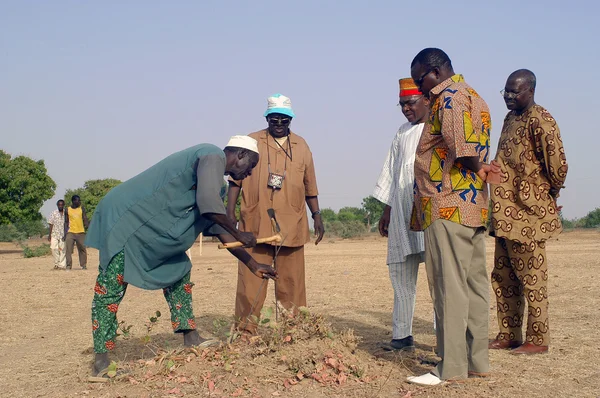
425;219;489;380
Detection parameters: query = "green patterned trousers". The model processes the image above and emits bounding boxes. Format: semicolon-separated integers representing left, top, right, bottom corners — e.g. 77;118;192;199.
91;251;196;353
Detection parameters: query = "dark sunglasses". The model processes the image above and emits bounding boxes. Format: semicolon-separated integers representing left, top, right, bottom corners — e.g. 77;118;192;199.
268;117;291;125
414;68;434;88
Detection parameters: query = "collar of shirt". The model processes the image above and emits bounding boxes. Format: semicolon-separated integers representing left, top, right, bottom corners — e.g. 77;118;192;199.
259;129;300;150
429;74;465;98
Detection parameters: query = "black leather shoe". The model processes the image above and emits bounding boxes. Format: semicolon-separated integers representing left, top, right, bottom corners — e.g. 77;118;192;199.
380;335;414;351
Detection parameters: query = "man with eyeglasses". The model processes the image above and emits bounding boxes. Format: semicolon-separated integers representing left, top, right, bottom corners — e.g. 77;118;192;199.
407;48;499;386
373;78;428;352
488;69;568;355
228;93;324;333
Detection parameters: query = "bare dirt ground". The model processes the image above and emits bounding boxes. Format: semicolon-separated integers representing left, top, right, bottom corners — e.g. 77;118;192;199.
0;230;599;397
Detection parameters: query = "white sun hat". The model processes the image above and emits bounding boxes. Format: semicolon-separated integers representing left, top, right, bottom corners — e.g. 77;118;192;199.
263;93;295;118
226;135;259;154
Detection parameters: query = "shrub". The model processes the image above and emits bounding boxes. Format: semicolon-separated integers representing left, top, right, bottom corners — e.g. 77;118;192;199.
581;208;600;228
0;224;22;242
0;221;48;242
324;220;368;239
22;243;51;258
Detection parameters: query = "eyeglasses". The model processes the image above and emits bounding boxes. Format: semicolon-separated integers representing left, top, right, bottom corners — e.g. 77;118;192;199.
398;98;422;108
414;69;434;88
500;89;524;99
268;117;291;125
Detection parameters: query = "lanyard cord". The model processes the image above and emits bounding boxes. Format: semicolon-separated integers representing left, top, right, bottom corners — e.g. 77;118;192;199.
266;131;292;175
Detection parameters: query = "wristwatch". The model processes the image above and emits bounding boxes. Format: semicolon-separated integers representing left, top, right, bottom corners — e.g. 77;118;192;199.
312;210;321;218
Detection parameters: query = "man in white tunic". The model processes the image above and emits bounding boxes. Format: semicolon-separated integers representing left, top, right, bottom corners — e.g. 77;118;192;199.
373;78;429;351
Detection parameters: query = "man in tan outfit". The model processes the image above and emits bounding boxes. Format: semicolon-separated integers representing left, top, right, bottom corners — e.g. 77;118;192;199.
489;69;568;355
227;93;324;333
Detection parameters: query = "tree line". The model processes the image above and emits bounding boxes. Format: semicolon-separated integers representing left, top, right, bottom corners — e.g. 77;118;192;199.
0;150;121;241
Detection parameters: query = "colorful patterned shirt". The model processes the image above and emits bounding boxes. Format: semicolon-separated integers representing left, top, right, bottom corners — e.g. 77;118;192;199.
48;209;65;239
411;74;491;231
490;105;568;243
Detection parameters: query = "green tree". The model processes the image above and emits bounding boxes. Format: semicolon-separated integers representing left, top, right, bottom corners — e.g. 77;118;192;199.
0;150;56;224
337;207;365;223
361;196;387;230
320;208;337;223
64;179;122;220
581;208;600;228
560;215;579;229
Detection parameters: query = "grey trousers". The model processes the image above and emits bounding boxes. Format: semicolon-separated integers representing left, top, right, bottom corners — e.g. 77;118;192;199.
424;219;489;380
65;232;87;268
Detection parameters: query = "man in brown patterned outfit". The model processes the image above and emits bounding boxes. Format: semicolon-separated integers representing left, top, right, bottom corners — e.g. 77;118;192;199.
489;69;568;355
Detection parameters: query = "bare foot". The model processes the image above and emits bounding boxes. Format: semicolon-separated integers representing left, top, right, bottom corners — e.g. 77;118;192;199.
183;330;207;347
93;353;110;376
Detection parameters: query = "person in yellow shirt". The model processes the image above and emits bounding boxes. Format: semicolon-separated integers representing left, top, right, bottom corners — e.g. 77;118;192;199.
64;195;90;270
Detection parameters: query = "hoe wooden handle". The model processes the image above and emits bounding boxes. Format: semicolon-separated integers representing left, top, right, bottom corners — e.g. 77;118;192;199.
218;234;282;249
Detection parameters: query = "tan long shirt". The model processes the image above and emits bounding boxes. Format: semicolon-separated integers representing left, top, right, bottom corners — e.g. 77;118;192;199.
230;130;319;247
490;105;568;243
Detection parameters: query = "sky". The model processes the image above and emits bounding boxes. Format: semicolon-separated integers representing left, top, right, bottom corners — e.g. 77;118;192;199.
1;1;597;220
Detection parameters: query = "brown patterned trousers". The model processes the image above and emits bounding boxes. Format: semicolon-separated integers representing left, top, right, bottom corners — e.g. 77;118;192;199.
491;238;549;346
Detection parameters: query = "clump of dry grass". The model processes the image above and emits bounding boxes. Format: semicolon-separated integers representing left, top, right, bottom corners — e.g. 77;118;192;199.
242;306;350;351
240;307;372;388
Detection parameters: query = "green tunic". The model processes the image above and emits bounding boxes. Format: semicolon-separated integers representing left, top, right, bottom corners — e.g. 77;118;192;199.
85;144;227;290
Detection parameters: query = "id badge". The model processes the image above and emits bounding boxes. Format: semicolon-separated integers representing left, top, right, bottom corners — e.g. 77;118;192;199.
267;173;285;189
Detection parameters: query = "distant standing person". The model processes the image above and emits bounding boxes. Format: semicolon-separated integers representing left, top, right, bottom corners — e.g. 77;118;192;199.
48;199;67;270
64;195;89;270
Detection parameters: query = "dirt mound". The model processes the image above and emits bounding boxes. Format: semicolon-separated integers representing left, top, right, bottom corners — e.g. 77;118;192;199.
89;307;438;397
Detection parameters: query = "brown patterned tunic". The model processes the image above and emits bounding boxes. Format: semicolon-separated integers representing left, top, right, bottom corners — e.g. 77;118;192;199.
490;104;568;244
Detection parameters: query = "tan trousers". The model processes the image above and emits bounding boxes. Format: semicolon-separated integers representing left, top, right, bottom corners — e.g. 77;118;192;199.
491;238;549;346
65;232;87;268
425;219;489;380
235;244;306;332
50;236;66;268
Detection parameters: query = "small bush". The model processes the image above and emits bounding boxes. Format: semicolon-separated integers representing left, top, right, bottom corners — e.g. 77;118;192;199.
22;244;52;258
581;208;600;229
561;216;578;229
0;224;23;242
15;220;48;239
0;221;48;242
324;220;368;239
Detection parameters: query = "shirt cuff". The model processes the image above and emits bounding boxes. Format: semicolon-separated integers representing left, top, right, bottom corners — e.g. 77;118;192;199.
455;146;479;159
372;188;391;206
228;177;241;187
